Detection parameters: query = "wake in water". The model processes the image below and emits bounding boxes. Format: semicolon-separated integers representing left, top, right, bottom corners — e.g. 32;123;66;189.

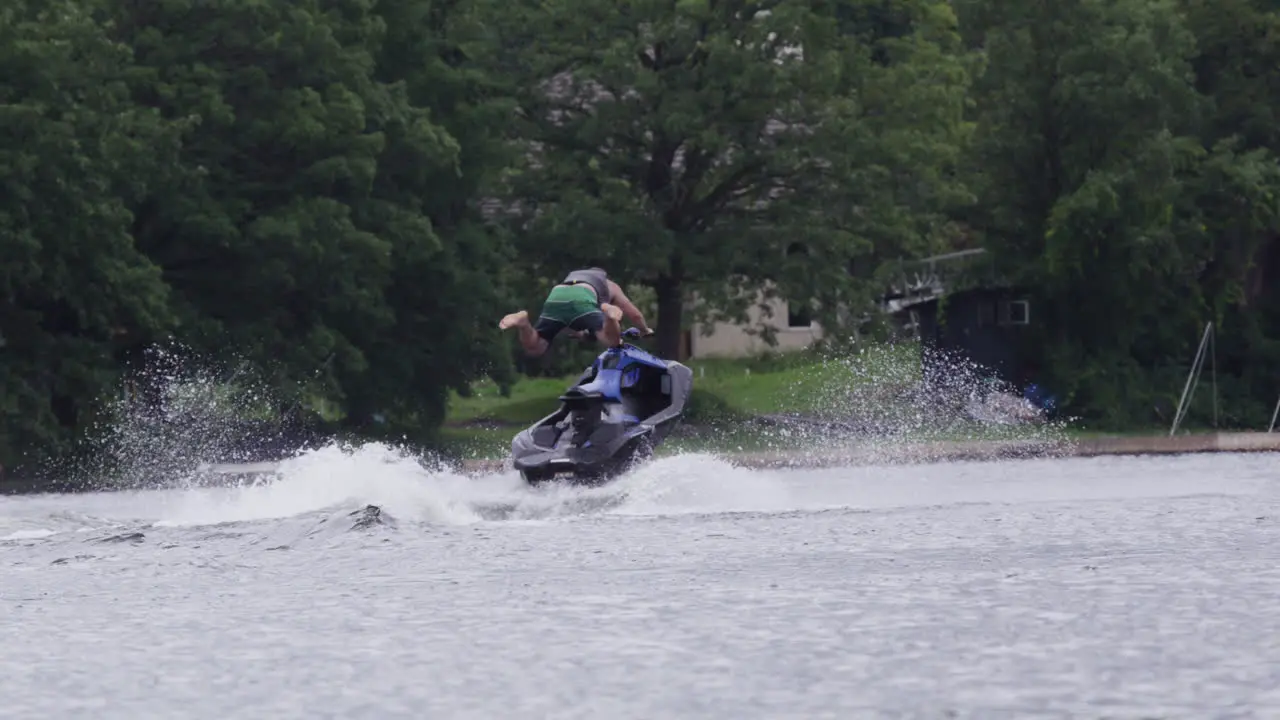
1;340;1084;546
4;440;1272;550
58;342;1075;492
163;443;811;525
0;442;813;542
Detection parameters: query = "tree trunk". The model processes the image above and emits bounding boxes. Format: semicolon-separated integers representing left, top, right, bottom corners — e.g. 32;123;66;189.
1245;233;1280;306
654;275;684;360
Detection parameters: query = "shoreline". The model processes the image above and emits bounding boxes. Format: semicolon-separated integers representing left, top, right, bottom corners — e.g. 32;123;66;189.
1;431;1276;496
452;430;1280;475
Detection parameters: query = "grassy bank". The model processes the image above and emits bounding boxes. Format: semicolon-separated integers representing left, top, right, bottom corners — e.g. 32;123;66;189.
433;341;1233;462
446;344;919;424
437;342;983;460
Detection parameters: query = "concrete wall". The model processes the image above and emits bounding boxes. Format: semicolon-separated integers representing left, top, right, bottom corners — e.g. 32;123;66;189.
688;294;823;358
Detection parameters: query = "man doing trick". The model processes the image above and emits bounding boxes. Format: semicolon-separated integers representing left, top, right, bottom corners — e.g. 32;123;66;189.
498;267;653;357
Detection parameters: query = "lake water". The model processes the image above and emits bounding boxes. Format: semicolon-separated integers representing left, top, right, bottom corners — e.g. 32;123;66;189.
3;445;1277;719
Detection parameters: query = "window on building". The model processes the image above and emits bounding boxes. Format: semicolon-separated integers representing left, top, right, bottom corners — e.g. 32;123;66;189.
999;299;1030;325
787;300;813;328
782;243;813;327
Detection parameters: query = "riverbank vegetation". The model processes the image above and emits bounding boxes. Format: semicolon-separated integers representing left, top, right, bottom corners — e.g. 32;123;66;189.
2;0;1279;475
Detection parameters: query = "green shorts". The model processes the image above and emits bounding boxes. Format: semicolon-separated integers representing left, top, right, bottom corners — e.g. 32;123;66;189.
534;284;605;343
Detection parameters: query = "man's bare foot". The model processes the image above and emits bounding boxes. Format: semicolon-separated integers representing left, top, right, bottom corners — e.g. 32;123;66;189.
499;310;529;329
601;303;623;322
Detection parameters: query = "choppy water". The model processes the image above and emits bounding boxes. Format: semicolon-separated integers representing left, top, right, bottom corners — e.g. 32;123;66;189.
2;445;1278;719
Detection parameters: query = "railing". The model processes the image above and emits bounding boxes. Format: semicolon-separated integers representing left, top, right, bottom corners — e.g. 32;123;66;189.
881;248;1003;313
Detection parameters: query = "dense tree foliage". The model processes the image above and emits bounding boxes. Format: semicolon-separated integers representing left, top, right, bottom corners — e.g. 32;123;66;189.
470;0;973;358
957;0;1280;426
103;0;514;434
2;0;1280;473
0;0;184;468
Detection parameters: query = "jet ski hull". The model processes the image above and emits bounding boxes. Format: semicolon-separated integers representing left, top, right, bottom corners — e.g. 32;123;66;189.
510;335;692;486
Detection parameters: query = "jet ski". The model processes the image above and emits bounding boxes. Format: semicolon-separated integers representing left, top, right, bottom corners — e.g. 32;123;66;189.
511;327;693;486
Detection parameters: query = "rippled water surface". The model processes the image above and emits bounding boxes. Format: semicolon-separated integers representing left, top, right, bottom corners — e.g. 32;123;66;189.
3;446;1278;719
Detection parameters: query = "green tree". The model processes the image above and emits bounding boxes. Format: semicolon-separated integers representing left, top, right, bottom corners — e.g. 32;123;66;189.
0;0;181;472
107;0;509;438
1178;0;1280;424
961;0;1280;427
109;0;401;417
1182;0;1280;152
353;0;520;425
472;0;973;358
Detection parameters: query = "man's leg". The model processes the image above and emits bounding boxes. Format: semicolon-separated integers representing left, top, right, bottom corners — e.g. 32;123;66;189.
596;304;624;347
499;310;551;356
566;304;622;349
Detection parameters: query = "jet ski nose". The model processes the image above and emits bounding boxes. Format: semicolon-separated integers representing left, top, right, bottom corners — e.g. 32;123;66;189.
560;388;604;401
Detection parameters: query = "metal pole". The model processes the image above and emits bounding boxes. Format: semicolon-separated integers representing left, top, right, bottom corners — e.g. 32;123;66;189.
1210;324;1218;429
1171;322;1211;437
1269;394;1280;433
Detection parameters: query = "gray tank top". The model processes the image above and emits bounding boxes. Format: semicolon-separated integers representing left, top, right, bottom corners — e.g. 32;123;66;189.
563;268;611;305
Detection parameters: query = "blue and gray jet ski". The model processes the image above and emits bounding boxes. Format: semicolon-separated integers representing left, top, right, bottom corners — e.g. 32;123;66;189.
510;328;693;486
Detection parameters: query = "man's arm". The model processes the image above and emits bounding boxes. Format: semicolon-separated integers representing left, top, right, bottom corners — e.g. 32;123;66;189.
606;280;652;333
